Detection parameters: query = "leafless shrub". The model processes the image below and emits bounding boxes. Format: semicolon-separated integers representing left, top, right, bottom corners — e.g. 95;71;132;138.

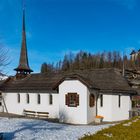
0;45;10;73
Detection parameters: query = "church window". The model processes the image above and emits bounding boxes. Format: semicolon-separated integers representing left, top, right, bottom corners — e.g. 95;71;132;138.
118;95;121;108
65;93;79;107
49;94;53;105
89;94;95;107
37;94;41;104
26;94;30;104
100;94;103;107
17;93;20;103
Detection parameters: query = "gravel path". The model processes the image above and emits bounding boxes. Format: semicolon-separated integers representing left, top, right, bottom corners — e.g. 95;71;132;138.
0;117;112;140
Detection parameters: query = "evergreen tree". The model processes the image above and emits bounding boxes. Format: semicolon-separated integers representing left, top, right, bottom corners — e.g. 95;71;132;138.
40;50;137;73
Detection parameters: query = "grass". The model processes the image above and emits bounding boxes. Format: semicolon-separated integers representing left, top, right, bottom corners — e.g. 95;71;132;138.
80;116;140;140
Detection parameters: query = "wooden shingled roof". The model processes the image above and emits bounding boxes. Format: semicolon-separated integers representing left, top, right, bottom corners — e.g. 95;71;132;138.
0;68;136;94
14;7;33;73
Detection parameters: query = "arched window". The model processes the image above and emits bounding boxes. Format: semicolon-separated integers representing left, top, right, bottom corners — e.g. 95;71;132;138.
17;93;20;103
26;94;29;104
49;94;53;105
37;94;41;104
89;94;95;107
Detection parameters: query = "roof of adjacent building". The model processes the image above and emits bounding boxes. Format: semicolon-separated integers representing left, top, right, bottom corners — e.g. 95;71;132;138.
130;50;136;55
0;68;136;94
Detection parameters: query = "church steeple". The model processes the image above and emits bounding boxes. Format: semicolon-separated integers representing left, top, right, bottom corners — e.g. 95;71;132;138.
14;1;33;75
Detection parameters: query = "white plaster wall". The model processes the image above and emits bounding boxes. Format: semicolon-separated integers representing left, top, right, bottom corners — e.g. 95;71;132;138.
3;93;59;118
131;54;136;61
111;95;131;121
87;89;96;124
97;94;131;122
97;94;112;121
59;80;88;124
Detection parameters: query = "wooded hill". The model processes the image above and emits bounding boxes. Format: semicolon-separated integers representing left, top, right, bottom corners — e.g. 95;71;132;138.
40;51;139;73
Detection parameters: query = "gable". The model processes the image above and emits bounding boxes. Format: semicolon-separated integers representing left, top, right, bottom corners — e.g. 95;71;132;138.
53;74;92;90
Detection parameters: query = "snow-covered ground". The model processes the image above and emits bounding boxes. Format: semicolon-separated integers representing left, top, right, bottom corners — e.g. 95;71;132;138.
0;117;112;140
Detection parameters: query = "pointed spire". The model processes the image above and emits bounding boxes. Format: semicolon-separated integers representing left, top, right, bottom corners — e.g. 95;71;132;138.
14;0;33;74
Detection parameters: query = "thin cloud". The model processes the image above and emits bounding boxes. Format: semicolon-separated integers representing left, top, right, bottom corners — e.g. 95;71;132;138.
111;0;137;10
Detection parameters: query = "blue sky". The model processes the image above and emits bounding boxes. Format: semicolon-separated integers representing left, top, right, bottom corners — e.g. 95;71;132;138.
0;0;140;75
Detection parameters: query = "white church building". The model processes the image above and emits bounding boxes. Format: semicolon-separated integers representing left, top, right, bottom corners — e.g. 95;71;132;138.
0;6;137;124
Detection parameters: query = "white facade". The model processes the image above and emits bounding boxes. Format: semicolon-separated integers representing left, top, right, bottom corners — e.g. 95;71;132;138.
1;79;132;124
97;94;131;122
87;89;96;124
59;80;96;124
3;93;59;118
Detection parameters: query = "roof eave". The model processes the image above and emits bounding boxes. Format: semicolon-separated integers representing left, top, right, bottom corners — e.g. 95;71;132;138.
99;89;137;95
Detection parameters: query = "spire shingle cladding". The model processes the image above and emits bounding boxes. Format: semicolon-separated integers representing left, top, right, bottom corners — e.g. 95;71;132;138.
14;7;33;74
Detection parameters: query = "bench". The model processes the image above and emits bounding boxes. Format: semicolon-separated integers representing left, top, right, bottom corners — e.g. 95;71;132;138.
36;111;49;118
23;109;49;119
23;109;36;117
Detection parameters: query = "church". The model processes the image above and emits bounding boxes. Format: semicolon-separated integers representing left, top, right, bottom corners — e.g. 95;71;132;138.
0;6;137;124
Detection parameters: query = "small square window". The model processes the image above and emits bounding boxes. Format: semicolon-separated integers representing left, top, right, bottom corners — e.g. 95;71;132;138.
65;93;79;107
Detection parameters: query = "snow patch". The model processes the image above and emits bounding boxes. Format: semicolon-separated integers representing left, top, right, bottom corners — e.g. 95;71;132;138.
0;118;112;140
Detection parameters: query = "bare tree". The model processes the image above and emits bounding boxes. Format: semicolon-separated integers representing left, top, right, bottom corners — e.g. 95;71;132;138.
0;45;9;73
